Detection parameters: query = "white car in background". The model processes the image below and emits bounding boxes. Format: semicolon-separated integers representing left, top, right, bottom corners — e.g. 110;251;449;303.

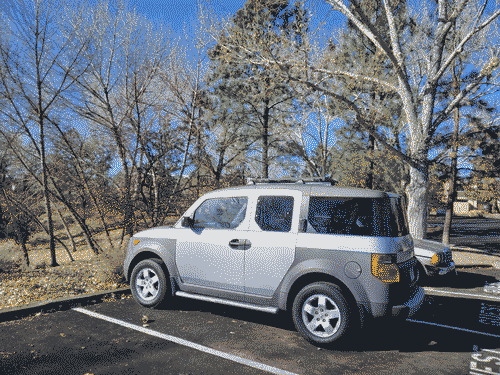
413;238;456;281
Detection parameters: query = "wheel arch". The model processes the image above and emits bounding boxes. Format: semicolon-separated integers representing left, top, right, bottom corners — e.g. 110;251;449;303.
127;251;168;282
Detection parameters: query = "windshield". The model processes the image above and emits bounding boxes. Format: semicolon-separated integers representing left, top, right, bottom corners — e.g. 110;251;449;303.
307;196;409;237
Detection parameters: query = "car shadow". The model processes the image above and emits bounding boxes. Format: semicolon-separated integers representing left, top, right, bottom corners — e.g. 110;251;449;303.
171;296;296;331
161;294;500;353
343;319;500;353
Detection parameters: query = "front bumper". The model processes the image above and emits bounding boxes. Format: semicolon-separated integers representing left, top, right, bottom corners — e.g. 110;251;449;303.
370;285;425;320
391;285;425;318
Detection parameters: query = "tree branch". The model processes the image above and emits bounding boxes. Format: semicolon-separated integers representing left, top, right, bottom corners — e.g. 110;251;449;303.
433;7;500;82
290;76;422;170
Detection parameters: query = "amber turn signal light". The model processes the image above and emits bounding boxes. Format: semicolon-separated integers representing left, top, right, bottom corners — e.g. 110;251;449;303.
371;254;400;283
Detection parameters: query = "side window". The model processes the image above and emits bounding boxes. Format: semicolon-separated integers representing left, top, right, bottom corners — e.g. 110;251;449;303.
307;197;375;236
193;197;248;229
255;196;294;232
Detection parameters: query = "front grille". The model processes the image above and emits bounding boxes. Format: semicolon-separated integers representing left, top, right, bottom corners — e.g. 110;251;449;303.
442;251;452;264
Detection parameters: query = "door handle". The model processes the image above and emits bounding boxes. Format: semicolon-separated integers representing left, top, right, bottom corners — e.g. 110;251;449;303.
229;239;244;250
229;239;251;250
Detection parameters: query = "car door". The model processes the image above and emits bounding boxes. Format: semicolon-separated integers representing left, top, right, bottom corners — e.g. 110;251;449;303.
176;196;249;294
244;192;301;298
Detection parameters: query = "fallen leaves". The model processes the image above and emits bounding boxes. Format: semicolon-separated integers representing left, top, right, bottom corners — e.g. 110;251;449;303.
0;258;128;310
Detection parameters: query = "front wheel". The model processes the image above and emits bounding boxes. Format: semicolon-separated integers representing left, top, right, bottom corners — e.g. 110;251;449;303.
292;282;352;346
130;259;169;308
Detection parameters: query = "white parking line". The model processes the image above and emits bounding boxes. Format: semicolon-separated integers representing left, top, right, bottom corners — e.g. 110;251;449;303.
406;319;500;338
72;307;300;375
483;349;500;355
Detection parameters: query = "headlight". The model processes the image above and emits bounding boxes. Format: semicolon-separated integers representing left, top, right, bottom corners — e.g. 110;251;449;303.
371;254;400;283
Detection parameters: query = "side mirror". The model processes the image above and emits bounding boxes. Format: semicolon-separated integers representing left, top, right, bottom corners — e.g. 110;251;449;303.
181;216;194;228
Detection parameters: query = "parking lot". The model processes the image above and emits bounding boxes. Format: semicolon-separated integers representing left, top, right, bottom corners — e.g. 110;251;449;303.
1;289;499;375
427;216;500;254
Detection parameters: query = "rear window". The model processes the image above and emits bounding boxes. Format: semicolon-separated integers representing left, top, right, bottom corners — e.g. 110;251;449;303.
307;196;409;237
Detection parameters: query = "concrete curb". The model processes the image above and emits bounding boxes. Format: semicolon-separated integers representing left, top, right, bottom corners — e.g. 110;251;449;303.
450;245;499;256
0;287;131;323
481;213;500;220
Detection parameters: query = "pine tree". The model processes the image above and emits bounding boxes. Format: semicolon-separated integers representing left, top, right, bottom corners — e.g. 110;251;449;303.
207;0;309;178
321;0;408;193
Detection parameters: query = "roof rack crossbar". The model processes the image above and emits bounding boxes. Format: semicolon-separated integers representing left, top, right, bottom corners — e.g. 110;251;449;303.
246;177;337;186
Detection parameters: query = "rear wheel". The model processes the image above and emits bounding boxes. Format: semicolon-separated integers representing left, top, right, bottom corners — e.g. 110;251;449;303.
130;259;170;308
292;282;352;346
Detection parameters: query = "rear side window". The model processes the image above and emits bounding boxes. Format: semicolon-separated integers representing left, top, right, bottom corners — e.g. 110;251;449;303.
307;196;409;237
255;196;294;232
194;197;248;229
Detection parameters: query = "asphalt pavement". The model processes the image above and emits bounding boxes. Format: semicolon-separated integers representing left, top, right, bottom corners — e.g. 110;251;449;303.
1;294;499;375
427;215;500;254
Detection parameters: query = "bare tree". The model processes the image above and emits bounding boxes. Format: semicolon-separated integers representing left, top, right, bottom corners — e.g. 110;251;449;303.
282;94;339;178
68;0;172;238
153;36;211;209
0;0;90;266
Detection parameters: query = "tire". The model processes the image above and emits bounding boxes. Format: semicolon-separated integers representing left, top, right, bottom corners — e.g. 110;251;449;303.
292;282;352;346
130;259;170;308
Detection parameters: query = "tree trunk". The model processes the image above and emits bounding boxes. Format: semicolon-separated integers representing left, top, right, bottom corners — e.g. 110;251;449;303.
443;105;460;245
214;149;225;188
367;132;375;190
49;177;103;255
21;240;30;268
406;165;429;239
152;166;159;226
443;61;461;246
57;207;78;255
262;98;270;179
39;117;58;267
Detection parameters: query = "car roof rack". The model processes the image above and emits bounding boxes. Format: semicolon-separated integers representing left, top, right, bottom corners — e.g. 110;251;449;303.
246;177;337;186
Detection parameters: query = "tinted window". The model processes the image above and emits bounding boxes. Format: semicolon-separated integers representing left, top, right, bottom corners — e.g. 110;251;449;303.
388;197;409;236
194;197;248;229
255;196;294;232
307;196;409;237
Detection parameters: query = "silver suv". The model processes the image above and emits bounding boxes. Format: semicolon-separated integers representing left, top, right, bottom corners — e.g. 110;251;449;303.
124;179;424;346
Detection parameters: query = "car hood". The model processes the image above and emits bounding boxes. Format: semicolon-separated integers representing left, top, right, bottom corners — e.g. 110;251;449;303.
134;226;175;239
413;238;449;258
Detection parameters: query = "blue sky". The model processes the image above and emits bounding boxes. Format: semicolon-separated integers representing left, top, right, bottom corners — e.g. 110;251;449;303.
128;0;246;31
126;0;338;40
